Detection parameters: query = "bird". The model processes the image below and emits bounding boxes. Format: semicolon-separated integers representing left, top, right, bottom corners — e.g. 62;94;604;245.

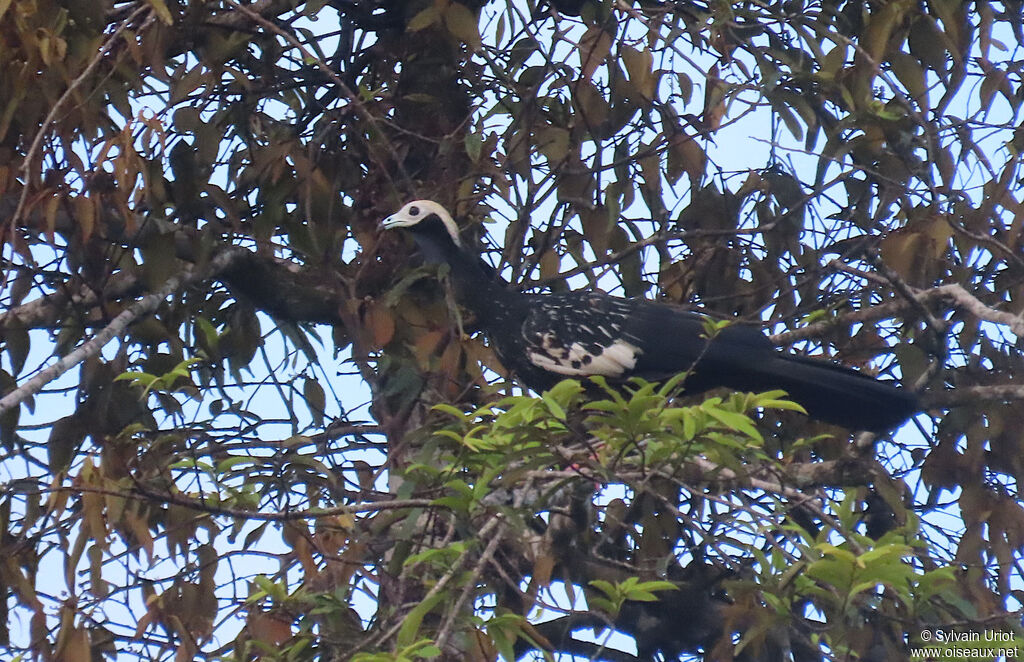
379;200;920;432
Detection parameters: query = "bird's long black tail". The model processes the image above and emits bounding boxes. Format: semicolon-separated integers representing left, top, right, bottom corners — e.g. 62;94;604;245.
730;354;919;432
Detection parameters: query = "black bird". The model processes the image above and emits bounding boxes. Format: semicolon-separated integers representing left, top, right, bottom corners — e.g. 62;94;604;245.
380;201;919;432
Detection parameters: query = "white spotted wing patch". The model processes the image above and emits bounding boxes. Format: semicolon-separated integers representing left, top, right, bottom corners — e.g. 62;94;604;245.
521;292;643;378
527;337;640;376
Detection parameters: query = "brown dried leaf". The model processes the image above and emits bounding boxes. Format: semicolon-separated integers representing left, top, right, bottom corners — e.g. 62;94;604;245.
363;302;395;349
979;68;1009;110
667;133;705;188
145;0;174;25
54;624;90;662
532;553;555;591
535;126;571;165
621;45;655;100
88;544;107;599
890;52;927;101
539;249;560;280
676;72;692;105
639;152;662;200
43;193;60;244
285;524;317;574
249;612;293;646
463;336;506;378
572;81;610;136
702;64;727;131
412;330;444;367
820;44;848;79
303;377;326;426
81;489;108;551
861;1;907;64
579;206;611;255
72;195;95;243
439;341;462;394
908;17;948;73
124;510;155;562
578;26;613;80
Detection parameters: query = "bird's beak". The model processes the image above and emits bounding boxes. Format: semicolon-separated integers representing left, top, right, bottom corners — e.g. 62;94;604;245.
379;215;393;231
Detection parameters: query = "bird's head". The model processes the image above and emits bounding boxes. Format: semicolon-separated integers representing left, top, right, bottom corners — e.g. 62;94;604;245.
380;200;462;248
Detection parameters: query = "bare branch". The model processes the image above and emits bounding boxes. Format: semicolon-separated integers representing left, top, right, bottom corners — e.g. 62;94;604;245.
934;283;1024;338
0;249;245;417
0;273;140;330
925;385;1024;408
771;283;1024;345
23;481;435;521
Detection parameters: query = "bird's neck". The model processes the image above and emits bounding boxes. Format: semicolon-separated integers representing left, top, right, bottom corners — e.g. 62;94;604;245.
410;228;510;322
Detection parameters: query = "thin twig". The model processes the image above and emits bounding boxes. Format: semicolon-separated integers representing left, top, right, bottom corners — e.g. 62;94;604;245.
5;6;149;251
361;515;505;652
434;520;507;652
19;481;435;521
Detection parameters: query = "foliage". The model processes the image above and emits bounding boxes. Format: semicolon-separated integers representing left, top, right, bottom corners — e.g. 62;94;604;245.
1;0;1023;660
391;378;984;660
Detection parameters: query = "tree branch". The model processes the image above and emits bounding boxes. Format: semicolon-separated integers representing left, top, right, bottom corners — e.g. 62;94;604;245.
0;272;141;330
771;283;1024;345
924;385;1024;408
0;249;245;417
23;481;435;521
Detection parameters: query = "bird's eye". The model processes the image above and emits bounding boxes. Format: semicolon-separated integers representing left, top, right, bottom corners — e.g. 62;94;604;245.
409;205;420;216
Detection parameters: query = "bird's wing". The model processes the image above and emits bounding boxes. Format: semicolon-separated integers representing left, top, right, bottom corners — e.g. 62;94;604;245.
520;293;646;378
623;301;775;382
518;293;766;381
514;293;916;430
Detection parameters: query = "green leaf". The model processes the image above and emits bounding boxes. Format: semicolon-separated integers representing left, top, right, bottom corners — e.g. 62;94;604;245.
215;456;256;473
464;133;482;162
396;592;445;648
432;403;467;419
588;596;617;614
701;405;762;444
589;579;616;597
621;578;678;601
